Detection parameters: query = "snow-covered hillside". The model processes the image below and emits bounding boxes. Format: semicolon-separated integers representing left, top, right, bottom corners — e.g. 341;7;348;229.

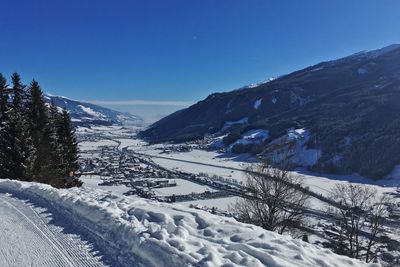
44;94;143;125
0;179;377;267
140;44;400;179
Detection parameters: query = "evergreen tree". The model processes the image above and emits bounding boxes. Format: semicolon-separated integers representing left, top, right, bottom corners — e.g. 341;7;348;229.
58;108;79;178
0;74;10;178
5;73;29;180
48;101;64;178
0;72;80;187
27;80;60;185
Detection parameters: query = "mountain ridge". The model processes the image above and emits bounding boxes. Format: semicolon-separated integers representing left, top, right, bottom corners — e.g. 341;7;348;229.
44;93;143;126
141;44;400;179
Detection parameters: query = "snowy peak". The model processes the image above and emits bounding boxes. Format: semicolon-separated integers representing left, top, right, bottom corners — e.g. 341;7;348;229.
44;94;143;126
362;43;400;58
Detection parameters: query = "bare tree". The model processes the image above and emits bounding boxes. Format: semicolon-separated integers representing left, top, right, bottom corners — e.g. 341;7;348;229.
328;184;393;262
232;161;309;234
365;193;392;263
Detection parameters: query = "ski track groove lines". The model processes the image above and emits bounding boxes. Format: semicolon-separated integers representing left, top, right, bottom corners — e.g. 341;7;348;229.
0;193;108;267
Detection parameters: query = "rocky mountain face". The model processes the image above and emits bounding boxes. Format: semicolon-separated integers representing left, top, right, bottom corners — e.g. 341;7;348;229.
141;44;400;179
44;94;143;126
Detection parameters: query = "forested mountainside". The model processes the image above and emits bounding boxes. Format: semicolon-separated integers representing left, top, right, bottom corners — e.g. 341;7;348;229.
141;44;400;179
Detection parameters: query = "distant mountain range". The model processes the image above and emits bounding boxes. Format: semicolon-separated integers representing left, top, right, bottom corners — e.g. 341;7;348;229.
141;44;400;179
44;94;143;126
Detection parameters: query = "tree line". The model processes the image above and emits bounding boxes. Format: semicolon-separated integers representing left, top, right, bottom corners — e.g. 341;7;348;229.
0;72;81;188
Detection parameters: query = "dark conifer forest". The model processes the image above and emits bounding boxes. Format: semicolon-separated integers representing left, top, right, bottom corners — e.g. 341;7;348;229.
0;72;81;188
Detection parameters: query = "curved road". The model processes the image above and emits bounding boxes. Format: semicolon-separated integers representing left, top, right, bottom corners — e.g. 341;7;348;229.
0;192;108;267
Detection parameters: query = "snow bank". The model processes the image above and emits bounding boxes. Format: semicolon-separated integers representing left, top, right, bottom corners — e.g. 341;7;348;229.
0;180;377;267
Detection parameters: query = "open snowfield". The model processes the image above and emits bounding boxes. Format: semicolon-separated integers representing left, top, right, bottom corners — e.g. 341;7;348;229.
79;140;119;150
131;147;252;183
153;179;215;196
81;175;131;195
0;179;377;267
180;196;241;211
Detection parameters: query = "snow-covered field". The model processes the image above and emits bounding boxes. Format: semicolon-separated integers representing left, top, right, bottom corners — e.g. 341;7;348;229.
0;179;377;267
79;140;119;150
180;196;241;211
153;179;215;196
81;175;131;195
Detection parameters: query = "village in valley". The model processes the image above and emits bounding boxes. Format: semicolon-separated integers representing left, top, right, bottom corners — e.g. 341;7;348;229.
77;125;243;215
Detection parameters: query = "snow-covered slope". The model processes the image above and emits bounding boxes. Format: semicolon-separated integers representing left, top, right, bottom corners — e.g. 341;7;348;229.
44;94;143;126
0;179;377;267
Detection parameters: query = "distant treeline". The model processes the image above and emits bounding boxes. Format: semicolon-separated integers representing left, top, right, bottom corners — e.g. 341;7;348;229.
0;72;81;188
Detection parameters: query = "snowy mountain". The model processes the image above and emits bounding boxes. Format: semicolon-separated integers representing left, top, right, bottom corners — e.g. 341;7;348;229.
141;44;400;179
44;94;143;126
0;179;376;267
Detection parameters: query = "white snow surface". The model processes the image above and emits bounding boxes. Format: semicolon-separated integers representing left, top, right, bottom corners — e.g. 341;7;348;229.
208;134;227;149
0;191;107;267
267;128;320;167
228;129;269;151
221;117;248;132
245;77;275;89
357;67;368;75
0;179;376;267
153;179;215;196
253;98;262;109
78;105;106;119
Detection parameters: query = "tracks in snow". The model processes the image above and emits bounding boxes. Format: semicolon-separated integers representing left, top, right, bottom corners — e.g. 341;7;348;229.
0;193;108;267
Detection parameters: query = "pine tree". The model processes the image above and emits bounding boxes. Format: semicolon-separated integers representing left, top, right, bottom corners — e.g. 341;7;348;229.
0;72;80;187
0;73;10;178
48;101;64;179
27;80;61;185
5;73;29;180
58;108;79;179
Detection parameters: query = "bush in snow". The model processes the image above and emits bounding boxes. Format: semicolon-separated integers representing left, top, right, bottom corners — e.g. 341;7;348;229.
231;160;310;234
327;183;394;263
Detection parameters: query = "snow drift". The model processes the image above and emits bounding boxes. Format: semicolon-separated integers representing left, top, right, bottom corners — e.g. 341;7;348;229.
0;180;378;267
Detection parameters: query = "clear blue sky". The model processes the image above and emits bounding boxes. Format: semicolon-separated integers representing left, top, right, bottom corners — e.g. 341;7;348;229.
1;0;400;103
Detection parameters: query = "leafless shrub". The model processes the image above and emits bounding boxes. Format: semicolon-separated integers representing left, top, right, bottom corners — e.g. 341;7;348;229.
328;183;393;262
232;161;309;234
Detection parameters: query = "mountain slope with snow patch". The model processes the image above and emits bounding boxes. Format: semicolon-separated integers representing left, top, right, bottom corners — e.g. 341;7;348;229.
141;44;400;179
44;94;143;126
